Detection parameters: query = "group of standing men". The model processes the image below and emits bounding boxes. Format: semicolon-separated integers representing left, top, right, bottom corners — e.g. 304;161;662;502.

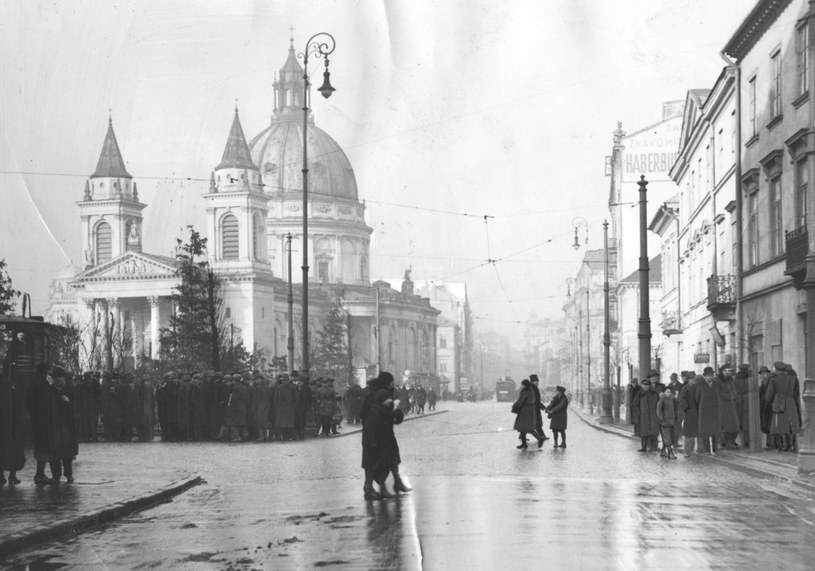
629;361;802;457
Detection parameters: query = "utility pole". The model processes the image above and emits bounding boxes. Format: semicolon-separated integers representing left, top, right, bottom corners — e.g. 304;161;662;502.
286;233;294;375
600;219;613;424
637;175;652;382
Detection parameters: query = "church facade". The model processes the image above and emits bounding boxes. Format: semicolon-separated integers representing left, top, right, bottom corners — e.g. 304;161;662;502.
45;40;440;384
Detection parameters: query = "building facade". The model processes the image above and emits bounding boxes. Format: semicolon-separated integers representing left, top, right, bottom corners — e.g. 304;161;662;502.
723;0;812;373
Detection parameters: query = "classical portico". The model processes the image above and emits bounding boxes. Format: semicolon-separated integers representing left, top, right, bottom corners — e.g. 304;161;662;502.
70;250;180;367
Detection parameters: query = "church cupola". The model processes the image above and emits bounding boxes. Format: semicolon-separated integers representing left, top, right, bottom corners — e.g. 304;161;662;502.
204;107;270;270
272;36;307;121
78;116;145;268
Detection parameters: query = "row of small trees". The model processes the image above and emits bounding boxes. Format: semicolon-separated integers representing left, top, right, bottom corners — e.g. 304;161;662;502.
0;227;354;384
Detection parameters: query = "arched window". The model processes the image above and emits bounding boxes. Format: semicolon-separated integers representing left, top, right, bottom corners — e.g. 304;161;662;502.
95;221;112;263
222;214;239;260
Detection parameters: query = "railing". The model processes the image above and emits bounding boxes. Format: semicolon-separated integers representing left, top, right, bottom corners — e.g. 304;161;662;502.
707;274;735;307
785;224;809;273
661;310;681;333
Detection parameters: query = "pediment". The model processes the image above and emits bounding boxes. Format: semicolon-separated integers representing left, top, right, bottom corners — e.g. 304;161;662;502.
76;251;180;280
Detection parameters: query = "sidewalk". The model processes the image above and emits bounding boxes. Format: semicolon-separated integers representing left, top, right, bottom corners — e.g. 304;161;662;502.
0;447;201;560
573;406;815;492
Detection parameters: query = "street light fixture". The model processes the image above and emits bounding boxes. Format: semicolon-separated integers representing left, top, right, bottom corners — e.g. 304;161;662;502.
572;216;588;251
298;32;336;381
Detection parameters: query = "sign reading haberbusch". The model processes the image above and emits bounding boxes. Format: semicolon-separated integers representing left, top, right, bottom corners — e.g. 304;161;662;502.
621;116;681;183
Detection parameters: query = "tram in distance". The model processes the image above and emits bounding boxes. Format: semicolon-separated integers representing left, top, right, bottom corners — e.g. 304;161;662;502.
494;377;517;402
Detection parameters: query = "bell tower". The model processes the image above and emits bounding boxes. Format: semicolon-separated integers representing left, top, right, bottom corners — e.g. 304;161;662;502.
272;35;307;121
78;116;145;268
204;107;271;272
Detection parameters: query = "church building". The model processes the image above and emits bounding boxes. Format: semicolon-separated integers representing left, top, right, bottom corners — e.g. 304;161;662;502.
46;39;439;384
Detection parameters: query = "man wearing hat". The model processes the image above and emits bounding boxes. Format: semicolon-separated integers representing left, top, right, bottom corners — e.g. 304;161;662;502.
757;365;773;447
765;361;801;452
545;385;569;448
695;366;721;454
678;373;700;456
733;364;751;447
635;375;660;452
717;364;740;449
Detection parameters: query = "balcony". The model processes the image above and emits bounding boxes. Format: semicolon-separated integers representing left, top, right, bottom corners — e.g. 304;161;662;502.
785;224;808;289
660;310;682;336
707;274;736;321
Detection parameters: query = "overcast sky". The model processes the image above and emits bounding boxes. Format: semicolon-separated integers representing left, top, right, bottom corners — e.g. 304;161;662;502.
0;0;751;340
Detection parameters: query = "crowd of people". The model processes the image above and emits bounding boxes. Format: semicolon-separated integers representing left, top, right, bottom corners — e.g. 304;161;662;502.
0;361;440;486
628;362;802;458
511;374;569;450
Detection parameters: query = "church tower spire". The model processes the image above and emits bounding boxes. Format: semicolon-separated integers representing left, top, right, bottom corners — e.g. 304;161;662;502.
272;35;307;121
78;116;145;268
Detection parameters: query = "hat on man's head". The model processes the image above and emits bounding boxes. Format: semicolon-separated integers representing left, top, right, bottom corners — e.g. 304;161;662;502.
640;379;652;386
670;373;678;380
758;365;770;373
773;361;786;371
530;374;540;384
51;366;66;378
378;371;395;385
648;369;659;378
556;385;566;392
738;364;750;371
703;366;715;375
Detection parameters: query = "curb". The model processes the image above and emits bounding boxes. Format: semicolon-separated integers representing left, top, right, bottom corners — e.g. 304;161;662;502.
331;409;448;438
573;408;815;493
0;474;203;561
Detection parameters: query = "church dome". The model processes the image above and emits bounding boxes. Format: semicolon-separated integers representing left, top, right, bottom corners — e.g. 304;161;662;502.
249;120;358;200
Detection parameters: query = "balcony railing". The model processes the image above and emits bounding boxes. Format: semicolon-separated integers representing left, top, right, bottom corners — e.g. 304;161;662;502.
707;274;735;310
785;224;809;273
661;310;681;335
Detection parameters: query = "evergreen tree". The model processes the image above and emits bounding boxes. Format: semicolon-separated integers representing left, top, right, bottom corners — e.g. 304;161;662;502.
311;297;353;384
0;258;20;315
160;226;223;371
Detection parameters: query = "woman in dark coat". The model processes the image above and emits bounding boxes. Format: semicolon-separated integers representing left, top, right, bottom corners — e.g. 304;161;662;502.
545;386;569;448
362;389;401;499
512;379;539;449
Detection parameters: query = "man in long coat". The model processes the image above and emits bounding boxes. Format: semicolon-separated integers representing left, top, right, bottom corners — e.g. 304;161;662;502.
695;366;721;454
757;365;773;447
628;378;641;436
529;374;549;442
765;362;801;451
226;374;250;442
274;374;298;440
717;365;740;448
252;376;272;441
545;385;569;448
636;378;660;452
733;364;751;447
0;351;25;484
678;374;700;455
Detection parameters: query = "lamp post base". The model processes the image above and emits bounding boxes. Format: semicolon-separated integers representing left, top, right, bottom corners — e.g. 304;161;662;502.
598;388;613;424
798;378;815;474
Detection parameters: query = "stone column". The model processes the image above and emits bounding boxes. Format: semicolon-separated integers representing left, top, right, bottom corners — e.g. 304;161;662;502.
148;296;161;361
106;298;120;369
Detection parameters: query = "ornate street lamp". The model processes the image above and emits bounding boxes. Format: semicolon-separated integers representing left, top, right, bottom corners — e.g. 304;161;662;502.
298;32;336;381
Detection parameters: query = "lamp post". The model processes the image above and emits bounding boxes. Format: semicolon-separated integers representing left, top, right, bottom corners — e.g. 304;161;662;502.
637;176;652;384
286;233;294;375
298;32;336;380
599;220;614;424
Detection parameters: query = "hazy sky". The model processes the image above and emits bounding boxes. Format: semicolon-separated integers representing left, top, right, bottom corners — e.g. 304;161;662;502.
0;0;751;339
